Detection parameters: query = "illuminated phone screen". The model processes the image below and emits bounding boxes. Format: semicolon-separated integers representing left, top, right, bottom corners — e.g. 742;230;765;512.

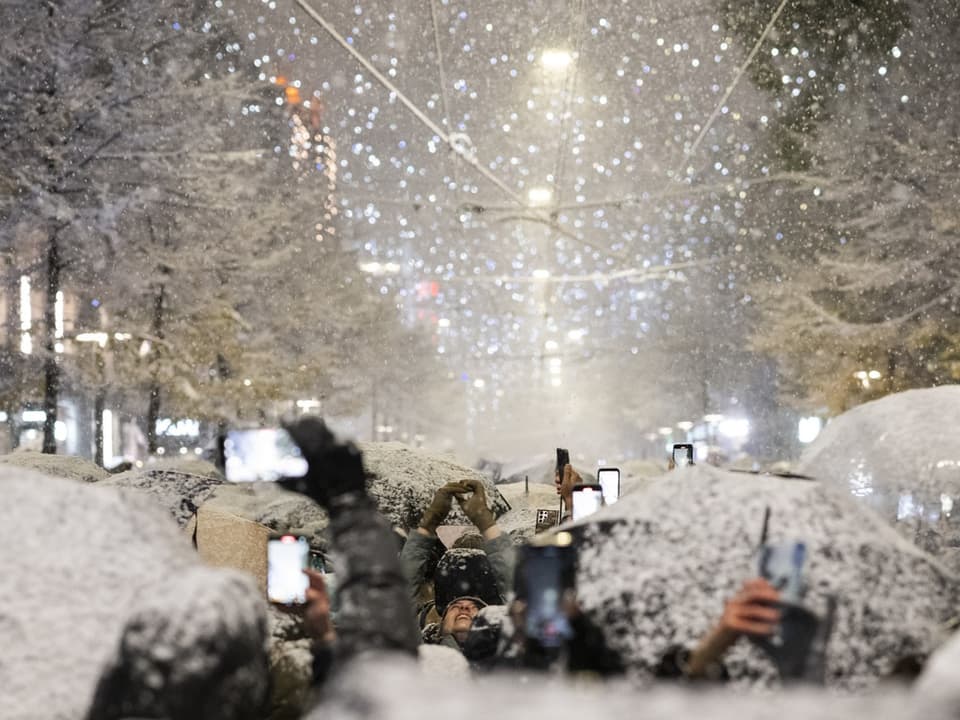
224;428;309;482
267;535;310;604
597;468;620;504
572;486;602;521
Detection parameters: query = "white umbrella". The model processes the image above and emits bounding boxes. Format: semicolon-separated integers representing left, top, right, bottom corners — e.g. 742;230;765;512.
359;442;511;530
799;387;960;570
563;464;959;689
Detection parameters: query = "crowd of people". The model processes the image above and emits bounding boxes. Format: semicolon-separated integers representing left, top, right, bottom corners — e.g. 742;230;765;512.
85;417;934;719
284;421;836;688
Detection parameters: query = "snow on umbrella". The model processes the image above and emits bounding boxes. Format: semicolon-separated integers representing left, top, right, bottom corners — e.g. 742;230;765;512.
0;464;268;720
0;449;108;483
798;387;960;571
359;442;511;530
563;464;959;690
97;460;225;526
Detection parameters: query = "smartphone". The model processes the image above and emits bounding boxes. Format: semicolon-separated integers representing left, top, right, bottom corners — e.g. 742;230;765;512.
571;483;603;521
224;428;309;482
516;542;576;650
672;443;694;467
556;447;570;482
758;540;806;605
267;534;310;605
597;467;620;504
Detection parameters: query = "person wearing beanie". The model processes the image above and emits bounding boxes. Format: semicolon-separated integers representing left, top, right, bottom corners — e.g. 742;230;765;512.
401;478;515;652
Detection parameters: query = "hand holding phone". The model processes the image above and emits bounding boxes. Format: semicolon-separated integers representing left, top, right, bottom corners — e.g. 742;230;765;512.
515;542;577;652
556;448;570;484
279;417;367;510
224;428;308;482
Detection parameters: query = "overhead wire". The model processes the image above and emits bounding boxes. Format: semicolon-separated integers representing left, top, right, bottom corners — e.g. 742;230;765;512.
680;0;791;172
427;0;463;199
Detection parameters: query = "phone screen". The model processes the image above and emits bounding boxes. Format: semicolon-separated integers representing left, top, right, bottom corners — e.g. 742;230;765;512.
268;535;310;604
758;541;806;604
572;485;603;521
597;468;620;504
224;428;309;482
522;545;575;648
672;444;693;467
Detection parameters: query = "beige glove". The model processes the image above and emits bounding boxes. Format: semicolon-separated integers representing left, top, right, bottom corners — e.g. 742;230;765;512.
455;478;496;533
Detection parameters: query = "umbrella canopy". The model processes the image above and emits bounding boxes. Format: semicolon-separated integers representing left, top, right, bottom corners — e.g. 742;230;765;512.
0;450;108;483
798;387;960;570
562;464;959;690
359;442;511;530
97;462;226;526
0;464;268;720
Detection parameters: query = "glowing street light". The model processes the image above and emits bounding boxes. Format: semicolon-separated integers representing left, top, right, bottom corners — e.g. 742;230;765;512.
528;187;553;206
541;49;573;71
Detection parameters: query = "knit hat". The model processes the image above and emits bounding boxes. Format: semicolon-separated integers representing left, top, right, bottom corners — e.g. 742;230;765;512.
434;548;504;616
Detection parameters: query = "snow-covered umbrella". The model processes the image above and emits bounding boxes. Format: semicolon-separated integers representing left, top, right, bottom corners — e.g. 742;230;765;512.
798;387;960;570
0;449;108;483
562;464;959;690
359;442;511;530
0;464;268;720
96;461;225;526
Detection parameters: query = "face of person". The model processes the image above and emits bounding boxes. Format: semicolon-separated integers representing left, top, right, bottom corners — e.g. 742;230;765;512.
441;599;481;640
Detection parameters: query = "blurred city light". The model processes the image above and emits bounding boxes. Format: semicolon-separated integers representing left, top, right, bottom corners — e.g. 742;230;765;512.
76;332;109;347
541;49;572;71
359;261;401;275
658;427;674;436
527;187;553;206
718;418;750;439
531;268;551;279
21;410;46;423
676;421;694;431
544;339;559;351
703;413;724;424
437;318;451;328
798;416;823;444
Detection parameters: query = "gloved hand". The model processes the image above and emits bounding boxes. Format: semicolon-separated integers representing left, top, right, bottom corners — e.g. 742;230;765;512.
456;478;496;533
419;481;469;534
281;417;367;511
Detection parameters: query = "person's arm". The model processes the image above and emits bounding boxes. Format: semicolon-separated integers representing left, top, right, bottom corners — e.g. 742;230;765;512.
399;530;443;605
284;418;420;669
686;578;780;678
554;465;581;521
400;482;467;604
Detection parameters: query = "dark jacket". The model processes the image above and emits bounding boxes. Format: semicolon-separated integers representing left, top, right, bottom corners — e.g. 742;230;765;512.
314;496;420;682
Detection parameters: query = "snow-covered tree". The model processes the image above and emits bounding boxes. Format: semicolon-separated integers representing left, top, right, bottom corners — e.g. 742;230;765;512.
725;0;960;412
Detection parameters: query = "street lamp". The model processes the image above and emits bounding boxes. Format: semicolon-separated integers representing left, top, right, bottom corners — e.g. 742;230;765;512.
541;49;573;71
